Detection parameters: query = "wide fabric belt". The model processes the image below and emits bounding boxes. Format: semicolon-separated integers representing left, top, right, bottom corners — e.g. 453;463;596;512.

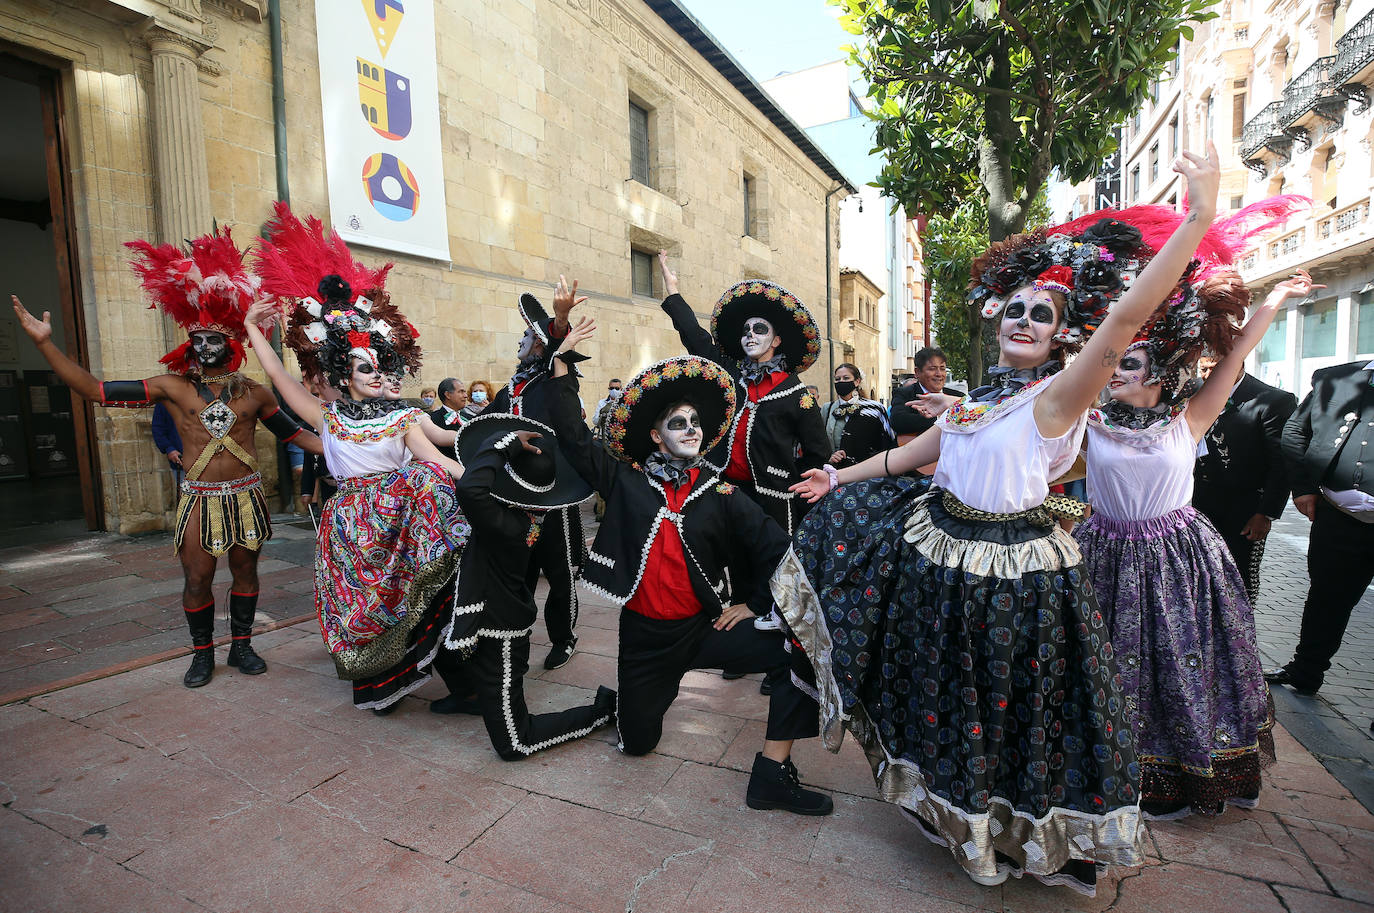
181;472;263;496
941;490;1087;528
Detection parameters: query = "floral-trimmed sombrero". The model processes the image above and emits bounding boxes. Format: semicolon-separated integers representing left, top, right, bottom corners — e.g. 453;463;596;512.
455;413;593;510
603;356;737;468
710;280;820;374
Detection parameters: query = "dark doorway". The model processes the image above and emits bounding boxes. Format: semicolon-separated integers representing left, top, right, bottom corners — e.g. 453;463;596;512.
0;52;100;533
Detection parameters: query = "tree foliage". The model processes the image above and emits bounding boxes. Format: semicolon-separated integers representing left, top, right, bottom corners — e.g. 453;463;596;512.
837;0;1213;241
925;191;1050;383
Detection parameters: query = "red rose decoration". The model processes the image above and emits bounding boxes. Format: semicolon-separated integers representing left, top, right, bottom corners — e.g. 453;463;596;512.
1037;265;1074;288
347;330;372;349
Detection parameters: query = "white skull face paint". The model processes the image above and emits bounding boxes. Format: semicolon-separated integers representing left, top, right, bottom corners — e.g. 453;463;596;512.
997;287;1060;367
740;316;778;362
383;372;404;400
516;326;543;363
346;352;385;400
190;331;229;370
1107;347;1160;406
650;404;703;460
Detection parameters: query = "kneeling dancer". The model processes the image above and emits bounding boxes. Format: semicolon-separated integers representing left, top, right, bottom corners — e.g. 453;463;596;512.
11;227;319;688
437;412;615;760
545;303;831;814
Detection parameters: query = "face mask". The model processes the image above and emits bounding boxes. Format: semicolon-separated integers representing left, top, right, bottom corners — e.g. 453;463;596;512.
608;389;622;399
421;396;435;407
471;390;488;404
834;380;856;397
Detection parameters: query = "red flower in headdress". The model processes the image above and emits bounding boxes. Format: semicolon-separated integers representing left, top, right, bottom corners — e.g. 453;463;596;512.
1036;265;1075;289
347;330;373;350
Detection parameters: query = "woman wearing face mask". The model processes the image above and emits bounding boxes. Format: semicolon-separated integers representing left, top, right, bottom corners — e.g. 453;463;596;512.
247;204;470;714
462;380;493;421
774;147;1226;895
820;363;896;468
1073;262;1314;819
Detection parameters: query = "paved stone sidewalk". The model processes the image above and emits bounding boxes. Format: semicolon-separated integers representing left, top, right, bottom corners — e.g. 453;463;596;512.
2;516;1374;912
1251;511;1374;811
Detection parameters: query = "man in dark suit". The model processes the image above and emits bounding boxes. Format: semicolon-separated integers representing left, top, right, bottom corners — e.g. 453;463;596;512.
1266;359;1374;695
890;346;962;443
429;377;466;458
1192;357;1297;603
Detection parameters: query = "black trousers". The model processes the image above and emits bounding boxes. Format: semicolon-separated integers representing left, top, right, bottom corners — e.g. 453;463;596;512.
1288;498;1374;682
616;608;819;756
524;504;582;646
433;636;608;761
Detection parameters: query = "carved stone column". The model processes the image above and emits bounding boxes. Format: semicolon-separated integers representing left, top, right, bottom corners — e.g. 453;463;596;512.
145;25;214;348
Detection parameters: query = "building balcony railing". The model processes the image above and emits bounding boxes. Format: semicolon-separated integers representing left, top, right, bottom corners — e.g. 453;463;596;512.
1280;56;1340;128
1240;100;1284;160
1240;198;1372;284
1316;200;1371;240
1331;6;1374;88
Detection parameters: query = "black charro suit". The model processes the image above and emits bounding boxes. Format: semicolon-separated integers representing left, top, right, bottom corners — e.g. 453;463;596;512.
1192;373;1297;602
889;381;963;439
1272;360;1374;690
429;406;464;459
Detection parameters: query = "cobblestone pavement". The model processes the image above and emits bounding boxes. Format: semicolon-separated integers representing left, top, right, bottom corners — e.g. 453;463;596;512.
1;514;1373;912
1251;511;1374;812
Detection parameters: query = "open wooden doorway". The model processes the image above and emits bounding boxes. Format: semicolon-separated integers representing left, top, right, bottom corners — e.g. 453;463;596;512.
0;49;101;534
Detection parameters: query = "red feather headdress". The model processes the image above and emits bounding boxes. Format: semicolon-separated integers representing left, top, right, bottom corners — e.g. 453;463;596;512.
125;226;259;375
252;202;421;384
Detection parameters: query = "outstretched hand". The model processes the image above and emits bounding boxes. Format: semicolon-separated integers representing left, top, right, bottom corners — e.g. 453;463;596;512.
11;295;52;345
1175;140;1221;217
515;430;543;454
657;250;679;296
1270;268;1323;302
558;315;597;354
790;467;832;504
245;297;282;332
553;275;588;320
911;392;957;418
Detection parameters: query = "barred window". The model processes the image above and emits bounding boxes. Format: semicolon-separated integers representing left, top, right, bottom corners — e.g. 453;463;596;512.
629;100;651;186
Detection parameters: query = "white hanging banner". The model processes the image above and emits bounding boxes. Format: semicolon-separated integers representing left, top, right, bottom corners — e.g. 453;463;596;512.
315;0;450;261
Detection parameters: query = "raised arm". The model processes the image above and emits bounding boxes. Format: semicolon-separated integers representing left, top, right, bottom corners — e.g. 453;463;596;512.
658;250;729;364
1186;270;1319;440
1036;143;1222;438
548;309;623;494
242;298;323;429
12;295;109;402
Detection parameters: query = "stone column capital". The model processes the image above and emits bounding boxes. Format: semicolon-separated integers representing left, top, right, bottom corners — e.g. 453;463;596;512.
143;22;214;60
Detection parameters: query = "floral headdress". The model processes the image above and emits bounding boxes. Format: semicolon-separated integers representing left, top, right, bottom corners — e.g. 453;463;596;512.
252;202;421;389
125;226;260;376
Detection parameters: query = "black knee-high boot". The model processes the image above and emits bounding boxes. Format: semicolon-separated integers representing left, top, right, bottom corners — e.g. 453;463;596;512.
183;600;216;688
226;591;267;675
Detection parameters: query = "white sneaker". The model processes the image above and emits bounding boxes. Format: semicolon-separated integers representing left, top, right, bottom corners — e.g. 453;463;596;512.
754;613;782;632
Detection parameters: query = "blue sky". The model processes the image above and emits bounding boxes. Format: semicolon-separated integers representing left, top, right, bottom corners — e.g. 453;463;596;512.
677;0;854;83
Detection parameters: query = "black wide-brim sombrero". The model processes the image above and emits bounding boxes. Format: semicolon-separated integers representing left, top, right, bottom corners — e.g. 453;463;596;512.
455;413;592;510
602;355;737;468
710;279;820;374
518;292;553;344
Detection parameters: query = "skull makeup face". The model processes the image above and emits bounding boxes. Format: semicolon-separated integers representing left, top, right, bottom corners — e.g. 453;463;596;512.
650;403;703;460
189;331;230;370
383;372;404;400
347;353;386;400
740;316;779;363
516;326;544;364
1107;345;1160;406
997;287;1061;368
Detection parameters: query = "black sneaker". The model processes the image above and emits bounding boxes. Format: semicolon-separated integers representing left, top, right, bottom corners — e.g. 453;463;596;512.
721;670;747;681
544;640;577;670
745;753;834;815
759;678;775;696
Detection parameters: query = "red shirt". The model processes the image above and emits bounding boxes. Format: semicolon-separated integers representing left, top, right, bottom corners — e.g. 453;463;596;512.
625;469;704;620
724;370;788;483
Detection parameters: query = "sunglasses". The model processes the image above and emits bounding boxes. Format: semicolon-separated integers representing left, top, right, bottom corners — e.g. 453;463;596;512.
743;322;772;337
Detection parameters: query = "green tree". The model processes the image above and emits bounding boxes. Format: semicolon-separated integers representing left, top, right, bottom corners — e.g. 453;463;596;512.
925;191;1050;385
837;0;1211;245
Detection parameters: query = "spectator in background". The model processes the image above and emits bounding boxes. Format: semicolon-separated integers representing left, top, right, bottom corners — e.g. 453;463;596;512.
420;386;437;410
890;346;961;444
462;379;493;422
819;363;895;468
430;377;466;432
594;378;623;423
151;400;184;493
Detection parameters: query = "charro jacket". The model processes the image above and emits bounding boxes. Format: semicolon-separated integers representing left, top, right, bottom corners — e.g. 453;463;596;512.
1281;360;1374;499
659;293;830;505
544;373;789;616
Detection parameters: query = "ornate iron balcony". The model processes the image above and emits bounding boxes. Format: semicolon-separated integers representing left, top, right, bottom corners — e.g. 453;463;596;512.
1240;100;1283;159
1281;56;1341;126
1331;6;1374;87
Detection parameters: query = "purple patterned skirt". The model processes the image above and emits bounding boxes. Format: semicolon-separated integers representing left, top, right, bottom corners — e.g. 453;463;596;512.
1074;506;1274;818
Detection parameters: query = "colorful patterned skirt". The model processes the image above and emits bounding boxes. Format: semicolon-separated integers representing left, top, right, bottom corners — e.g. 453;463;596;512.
1074;506;1274;818
315;461;471;709
772;480;1144;895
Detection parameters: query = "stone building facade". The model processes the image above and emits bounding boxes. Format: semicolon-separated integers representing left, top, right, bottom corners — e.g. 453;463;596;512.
0;0;853;534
